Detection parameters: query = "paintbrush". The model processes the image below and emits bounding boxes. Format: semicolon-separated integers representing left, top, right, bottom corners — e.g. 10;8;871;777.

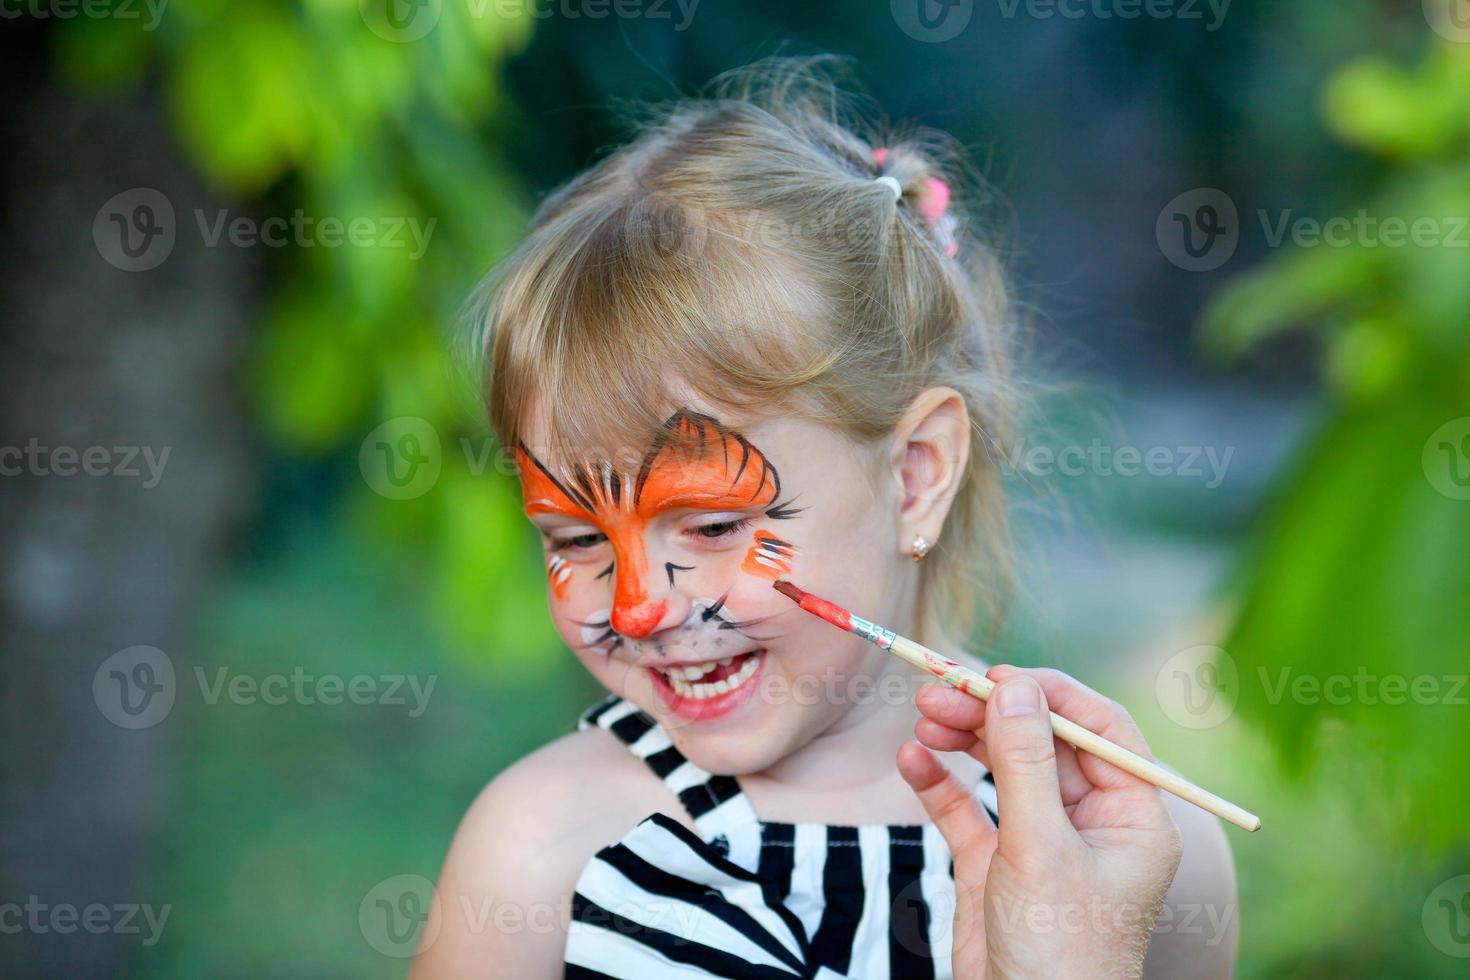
773;579;1261;832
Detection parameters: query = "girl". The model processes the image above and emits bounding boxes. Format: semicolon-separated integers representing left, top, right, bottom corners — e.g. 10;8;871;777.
413;59;1237;979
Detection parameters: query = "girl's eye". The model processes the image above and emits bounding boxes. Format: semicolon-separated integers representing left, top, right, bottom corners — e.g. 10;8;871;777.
547;531;608;552
687;518;753;541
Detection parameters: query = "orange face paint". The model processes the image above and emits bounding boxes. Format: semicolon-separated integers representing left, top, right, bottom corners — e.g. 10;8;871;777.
546;555;572;600
741;530;797;580
518;410;786;637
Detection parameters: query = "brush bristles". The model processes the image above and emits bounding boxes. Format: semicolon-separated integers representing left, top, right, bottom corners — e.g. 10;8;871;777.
772;580;805;603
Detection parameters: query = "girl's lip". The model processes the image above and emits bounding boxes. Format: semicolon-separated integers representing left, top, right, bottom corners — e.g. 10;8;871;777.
648;651;766;723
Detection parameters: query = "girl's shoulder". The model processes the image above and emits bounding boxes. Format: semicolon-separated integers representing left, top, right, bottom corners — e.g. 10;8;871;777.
412;724;689;977
459;722;693;878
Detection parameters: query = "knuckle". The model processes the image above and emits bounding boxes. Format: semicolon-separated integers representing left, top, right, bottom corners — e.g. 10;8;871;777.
997;733;1054;771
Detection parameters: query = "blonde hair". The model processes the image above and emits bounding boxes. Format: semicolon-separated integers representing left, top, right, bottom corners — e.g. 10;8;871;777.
470;56;1019;642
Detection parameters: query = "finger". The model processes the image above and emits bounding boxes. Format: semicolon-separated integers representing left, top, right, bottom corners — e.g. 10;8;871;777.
987;665;1156;792
914;718;978;753
1048;737;1093;806
915;683;987;733
896;741;998;867
983;674;1074;845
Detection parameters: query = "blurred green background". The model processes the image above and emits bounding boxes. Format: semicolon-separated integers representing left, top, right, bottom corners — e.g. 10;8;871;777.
2;1;1468;977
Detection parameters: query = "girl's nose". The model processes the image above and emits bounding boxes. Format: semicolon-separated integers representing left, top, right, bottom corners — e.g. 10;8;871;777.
608;539;694;639
610;597;680;639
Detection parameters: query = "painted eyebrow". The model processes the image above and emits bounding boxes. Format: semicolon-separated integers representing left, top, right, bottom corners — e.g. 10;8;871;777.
518;444;597;514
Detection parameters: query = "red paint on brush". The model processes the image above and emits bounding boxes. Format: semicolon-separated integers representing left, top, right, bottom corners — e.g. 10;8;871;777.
772;580;853;631
919;650;961;683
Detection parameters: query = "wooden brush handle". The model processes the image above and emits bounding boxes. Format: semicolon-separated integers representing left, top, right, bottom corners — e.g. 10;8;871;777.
889;634;1262;833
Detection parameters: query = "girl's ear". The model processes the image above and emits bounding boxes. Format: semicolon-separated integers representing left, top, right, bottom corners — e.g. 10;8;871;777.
889;386;971;556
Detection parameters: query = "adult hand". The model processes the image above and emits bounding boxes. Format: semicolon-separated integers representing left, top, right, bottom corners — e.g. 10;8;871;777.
896;666;1184;980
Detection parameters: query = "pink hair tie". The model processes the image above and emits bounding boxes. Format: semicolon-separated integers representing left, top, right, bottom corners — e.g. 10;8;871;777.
872;147;959;257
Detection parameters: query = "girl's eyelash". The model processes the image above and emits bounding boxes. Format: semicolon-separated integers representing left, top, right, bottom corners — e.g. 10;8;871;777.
685;517;754;541
545;531;607;552
544;517;754;551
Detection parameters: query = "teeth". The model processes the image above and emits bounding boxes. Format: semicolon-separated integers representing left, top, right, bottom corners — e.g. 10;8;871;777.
663;652;762;701
718;657;732;667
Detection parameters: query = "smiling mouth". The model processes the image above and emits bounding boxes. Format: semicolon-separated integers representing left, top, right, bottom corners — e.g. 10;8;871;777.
653;650;764;700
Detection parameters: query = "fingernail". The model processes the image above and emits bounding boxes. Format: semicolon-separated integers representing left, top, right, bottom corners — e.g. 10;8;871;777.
997;677;1039;717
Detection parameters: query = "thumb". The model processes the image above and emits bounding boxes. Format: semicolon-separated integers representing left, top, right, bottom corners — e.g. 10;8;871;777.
985;674;1073;844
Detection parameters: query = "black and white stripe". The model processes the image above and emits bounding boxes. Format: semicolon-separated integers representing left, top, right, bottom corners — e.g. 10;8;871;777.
569;697;999;979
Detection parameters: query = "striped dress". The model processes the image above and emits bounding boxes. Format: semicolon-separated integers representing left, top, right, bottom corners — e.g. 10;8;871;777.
563;696;999;980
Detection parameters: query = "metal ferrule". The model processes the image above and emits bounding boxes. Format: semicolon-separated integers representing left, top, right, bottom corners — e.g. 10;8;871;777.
848;614;896;650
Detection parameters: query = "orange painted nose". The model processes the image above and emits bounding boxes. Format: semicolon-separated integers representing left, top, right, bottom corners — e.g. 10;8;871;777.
611;600;669;639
